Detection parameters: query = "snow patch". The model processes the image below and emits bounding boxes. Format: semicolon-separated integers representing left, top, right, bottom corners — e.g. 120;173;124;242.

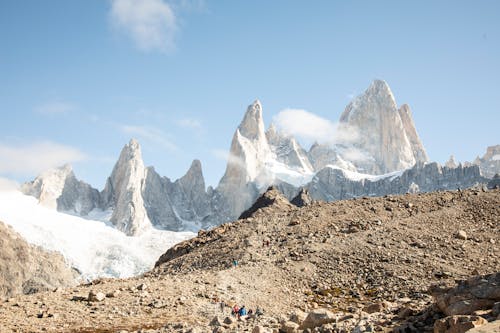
324;165;404;181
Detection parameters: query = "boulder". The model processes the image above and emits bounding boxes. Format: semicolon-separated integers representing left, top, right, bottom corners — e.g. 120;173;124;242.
281;321;299;333
433;315;488;333
209;316;223;327
363;302;385;314
252;326;271;333
431;272;500;316
300;308;337;329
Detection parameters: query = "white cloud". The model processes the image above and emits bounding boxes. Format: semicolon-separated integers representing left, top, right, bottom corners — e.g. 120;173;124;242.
0;141;86;176
35;101;75;115
110;0;177;52
177;117;202;131
272;109;338;144
272;109;360;146
121;125;177;151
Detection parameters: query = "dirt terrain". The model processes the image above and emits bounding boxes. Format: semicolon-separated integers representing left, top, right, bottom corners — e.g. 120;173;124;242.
0;188;498;332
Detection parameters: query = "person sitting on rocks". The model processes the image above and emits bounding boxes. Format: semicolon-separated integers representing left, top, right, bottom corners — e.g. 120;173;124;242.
238;305;247;317
232;304;239;316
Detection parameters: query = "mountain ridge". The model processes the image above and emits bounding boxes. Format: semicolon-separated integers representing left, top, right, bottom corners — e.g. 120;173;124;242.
19;80;500;236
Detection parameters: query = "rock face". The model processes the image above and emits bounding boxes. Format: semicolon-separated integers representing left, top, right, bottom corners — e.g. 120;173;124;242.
142;160;213;231
21;164;99;215
339;80;427;174
473;145;500;178
266;124;313;174
308;162;487;202
217;100;273;220
0;221;78;299
101;139;151;235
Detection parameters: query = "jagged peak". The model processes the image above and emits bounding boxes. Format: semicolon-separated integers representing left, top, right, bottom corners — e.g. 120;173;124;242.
183;159;203;179
238;100;266;140
126;138;141;151
118;138;143;162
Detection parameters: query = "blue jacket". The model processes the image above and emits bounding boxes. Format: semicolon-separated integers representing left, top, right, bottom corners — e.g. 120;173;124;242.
238;307;247;316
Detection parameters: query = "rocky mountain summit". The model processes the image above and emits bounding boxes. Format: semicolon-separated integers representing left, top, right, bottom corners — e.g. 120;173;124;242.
339;80;427;174
1;188;498;332
0;221;78;299
20;80;499;236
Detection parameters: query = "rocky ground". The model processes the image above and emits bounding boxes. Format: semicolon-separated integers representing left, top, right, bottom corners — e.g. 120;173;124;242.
0;188;498;332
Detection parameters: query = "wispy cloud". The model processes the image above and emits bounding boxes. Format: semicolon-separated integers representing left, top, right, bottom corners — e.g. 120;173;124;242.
177;117;202;131
121;125;177;151
211;148;245;169
110;0;177;53
35;101;75;115
0;141;86;176
272;108;360;147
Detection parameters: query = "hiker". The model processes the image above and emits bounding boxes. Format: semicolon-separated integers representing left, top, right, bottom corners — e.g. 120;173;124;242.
232;304;239;316
238;305;247;317
233;259;238;267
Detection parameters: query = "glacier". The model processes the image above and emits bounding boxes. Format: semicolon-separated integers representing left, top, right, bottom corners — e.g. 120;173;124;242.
0;189;195;280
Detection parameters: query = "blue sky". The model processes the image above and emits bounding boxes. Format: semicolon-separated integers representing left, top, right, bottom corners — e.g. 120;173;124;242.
0;0;499;188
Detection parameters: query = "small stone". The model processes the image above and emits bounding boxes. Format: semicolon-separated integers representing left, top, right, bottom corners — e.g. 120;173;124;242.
136;283;147;291
363;302;385;314
88;291;106;302
456;230;467;240
106;290;121;298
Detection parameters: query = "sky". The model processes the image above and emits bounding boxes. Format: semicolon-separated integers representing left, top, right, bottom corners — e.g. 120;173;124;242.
0;0;499;189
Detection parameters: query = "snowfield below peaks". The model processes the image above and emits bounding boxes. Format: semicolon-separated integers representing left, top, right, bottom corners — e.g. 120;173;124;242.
0;190;195;280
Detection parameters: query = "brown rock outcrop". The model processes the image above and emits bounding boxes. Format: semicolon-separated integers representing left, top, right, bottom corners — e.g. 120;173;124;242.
0;221;78;299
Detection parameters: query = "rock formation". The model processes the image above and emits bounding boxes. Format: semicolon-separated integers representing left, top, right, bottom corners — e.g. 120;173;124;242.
266;124;313;174
0;221;78;299
101;139;151;235
445;155;458;168
142;160;213;231
308;162;487;202
21;164;100;215
339;80;427;174
473;145;500;178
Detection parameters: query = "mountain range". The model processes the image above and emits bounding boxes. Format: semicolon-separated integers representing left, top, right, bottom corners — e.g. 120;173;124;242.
21;80;499;236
